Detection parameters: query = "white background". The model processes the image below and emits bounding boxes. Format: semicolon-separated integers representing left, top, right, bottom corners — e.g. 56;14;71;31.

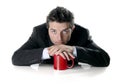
0;0;120;84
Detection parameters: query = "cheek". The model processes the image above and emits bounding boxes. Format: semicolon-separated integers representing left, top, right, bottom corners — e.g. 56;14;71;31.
49;31;53;37
63;34;71;41
49;33;56;41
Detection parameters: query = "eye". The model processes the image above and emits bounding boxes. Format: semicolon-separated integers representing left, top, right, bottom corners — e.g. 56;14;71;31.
62;29;71;34
50;29;56;34
62;30;68;34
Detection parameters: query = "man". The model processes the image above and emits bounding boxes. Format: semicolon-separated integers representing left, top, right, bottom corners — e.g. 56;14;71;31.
12;7;110;67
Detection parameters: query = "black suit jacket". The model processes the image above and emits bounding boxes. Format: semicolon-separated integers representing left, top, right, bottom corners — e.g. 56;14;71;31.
12;23;110;67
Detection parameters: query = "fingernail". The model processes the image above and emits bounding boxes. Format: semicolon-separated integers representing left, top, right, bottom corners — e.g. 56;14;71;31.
72;56;75;58
63;57;66;59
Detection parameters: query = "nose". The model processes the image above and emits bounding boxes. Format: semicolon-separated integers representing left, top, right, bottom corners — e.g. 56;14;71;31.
57;33;62;41
56;33;62;43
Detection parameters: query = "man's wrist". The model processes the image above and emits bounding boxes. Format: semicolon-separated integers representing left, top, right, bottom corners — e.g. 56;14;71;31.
42;48;51;60
72;46;77;57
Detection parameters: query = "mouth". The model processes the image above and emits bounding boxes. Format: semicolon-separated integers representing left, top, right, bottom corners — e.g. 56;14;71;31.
54;42;64;45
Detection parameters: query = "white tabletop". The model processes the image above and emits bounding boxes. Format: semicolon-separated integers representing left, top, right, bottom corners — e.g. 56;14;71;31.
0;62;118;84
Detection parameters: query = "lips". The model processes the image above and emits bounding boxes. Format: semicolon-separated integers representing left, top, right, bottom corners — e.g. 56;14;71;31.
55;42;64;44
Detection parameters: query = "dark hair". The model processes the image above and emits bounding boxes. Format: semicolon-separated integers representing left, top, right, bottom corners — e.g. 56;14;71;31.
46;6;74;28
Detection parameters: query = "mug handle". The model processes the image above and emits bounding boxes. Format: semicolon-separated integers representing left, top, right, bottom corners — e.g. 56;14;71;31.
67;57;74;69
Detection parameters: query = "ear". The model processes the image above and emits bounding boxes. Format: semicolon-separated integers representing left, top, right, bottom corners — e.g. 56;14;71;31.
72;25;75;31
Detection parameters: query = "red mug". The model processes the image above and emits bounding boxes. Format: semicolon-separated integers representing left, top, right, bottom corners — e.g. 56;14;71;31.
54;54;74;70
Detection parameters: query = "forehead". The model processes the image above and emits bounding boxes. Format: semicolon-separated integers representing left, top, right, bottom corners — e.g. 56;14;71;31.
49;21;70;30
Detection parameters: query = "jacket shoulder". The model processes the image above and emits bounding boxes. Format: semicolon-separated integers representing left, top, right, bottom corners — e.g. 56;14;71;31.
75;24;88;31
34;23;47;31
31;23;48;40
70;24;89;46
74;24;89;36
33;23;48;37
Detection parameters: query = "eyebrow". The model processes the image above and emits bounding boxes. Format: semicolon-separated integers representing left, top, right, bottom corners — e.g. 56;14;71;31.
49;28;56;30
63;28;71;31
49;27;71;31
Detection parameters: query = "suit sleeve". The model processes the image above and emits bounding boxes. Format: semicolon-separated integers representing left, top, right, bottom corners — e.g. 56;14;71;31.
12;27;45;66
76;30;110;67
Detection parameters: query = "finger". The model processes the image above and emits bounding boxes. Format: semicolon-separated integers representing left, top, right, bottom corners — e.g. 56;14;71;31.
59;53;66;59
50;47;59;56
55;49;62;55
47;46;54;50
68;53;75;59
48;45;56;52
48;47;57;56
63;52;70;61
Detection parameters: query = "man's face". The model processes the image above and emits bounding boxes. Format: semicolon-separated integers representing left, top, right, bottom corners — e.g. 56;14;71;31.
48;21;74;45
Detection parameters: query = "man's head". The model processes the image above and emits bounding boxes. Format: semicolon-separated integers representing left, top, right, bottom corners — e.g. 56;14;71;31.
46;7;75;45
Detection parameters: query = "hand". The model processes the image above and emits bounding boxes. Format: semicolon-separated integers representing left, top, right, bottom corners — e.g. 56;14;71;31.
56;51;75;61
47;44;75;61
